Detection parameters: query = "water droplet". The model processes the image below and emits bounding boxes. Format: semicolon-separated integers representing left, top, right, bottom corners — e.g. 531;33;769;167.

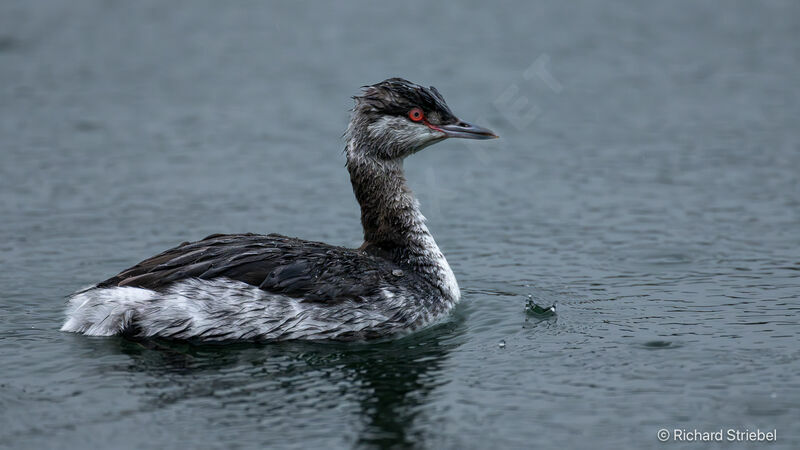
525;299;556;317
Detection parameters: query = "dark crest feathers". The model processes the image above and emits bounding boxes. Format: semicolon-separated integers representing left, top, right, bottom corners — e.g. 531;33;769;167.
354;77;457;123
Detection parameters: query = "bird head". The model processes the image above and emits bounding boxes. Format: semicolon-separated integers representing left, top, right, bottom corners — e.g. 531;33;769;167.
347;78;497;160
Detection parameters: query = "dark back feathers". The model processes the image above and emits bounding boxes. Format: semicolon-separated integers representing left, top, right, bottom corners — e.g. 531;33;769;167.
98;233;429;304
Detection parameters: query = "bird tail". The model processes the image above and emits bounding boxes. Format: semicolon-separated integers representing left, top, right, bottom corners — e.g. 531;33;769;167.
60;286;155;336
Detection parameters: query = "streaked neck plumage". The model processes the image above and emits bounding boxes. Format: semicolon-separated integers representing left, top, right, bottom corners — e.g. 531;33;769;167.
345;136;460;302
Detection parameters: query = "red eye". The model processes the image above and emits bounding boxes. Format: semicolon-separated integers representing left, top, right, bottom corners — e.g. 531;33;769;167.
408;108;424;122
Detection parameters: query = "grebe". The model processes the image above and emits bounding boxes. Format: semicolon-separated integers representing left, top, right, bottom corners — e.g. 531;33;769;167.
61;78;497;341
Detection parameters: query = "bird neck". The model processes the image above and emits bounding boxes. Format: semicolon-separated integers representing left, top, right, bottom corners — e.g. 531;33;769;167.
345;141;460;301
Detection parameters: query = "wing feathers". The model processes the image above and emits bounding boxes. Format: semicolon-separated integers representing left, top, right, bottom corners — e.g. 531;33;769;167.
96;233;425;304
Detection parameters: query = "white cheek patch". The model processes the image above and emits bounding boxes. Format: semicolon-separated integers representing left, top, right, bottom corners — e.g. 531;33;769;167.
367;116;445;151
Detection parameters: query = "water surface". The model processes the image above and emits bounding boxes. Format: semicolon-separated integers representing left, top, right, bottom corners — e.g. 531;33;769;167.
1;1;799;448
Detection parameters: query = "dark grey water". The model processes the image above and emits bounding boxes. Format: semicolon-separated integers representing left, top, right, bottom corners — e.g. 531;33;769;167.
2;1;799;448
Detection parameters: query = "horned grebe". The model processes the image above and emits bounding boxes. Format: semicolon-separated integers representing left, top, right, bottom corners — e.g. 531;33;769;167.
61;78;497;341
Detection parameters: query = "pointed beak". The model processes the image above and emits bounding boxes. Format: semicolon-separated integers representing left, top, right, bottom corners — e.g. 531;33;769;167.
437;120;498;140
